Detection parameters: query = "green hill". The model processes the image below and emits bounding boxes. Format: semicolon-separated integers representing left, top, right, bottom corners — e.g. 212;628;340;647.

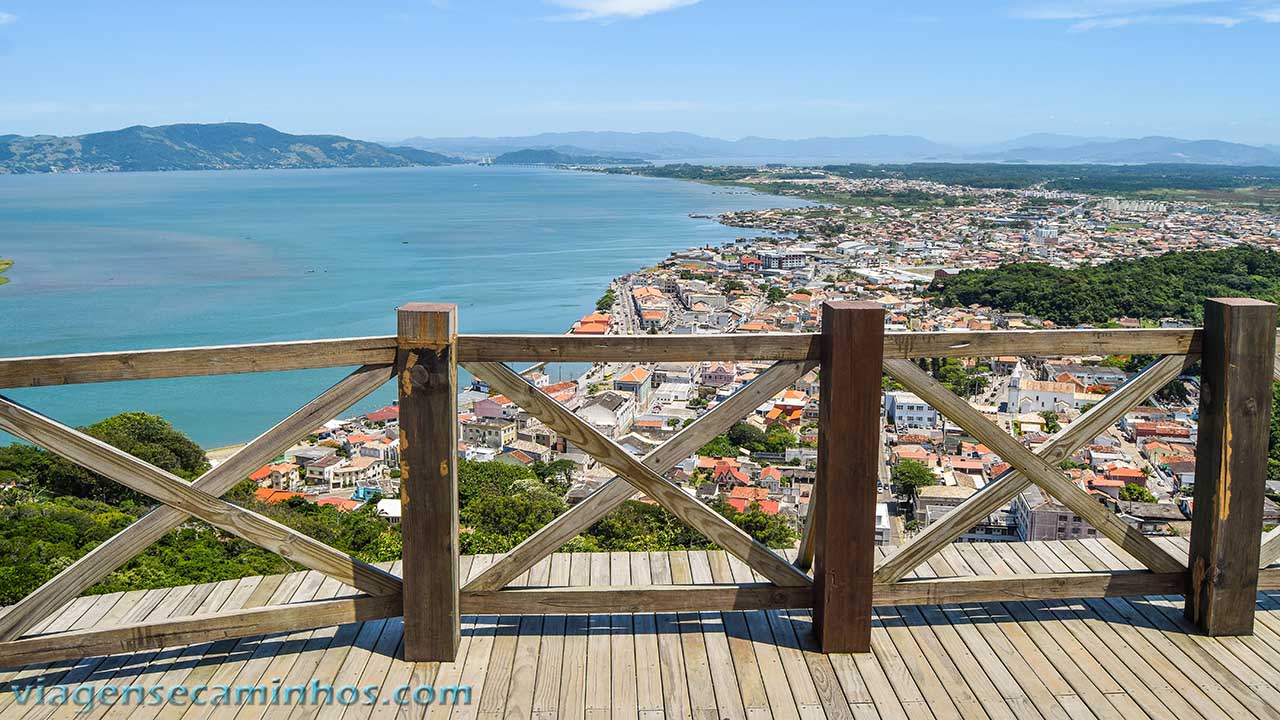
928;246;1280;325
0;123;464;174
493;148;648;166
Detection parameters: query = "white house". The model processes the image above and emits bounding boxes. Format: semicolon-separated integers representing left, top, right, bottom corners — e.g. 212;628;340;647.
885;391;939;428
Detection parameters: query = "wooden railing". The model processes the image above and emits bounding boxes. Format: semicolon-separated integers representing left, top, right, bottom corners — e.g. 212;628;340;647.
0;298;1277;667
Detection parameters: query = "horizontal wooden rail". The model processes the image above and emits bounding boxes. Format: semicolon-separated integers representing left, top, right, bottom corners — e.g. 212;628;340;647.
0;328;1207;389
456;329;1201;362
2;567;1238;669
0;336;397;389
0;593;403;669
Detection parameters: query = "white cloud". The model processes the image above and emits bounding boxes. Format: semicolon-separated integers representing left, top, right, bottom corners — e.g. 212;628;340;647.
0;12;17;25
546;0;701;21
1013;0;1223;21
1011;0;1277;28
1068;12;1243;28
1249;5;1280;20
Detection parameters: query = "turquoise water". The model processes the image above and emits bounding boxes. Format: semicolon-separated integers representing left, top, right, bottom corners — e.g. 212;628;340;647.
0;165;803;447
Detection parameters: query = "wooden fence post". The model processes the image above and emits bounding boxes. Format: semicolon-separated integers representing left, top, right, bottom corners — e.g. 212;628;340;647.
1185;297;1277;635
814;300;884;653
397;303;460;661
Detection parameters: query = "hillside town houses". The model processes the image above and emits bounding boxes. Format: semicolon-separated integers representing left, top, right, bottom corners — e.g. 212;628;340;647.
227;170;1279;546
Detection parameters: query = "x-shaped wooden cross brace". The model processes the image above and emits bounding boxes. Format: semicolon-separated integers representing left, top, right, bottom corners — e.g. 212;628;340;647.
874;355;1190;583
0;364;397;641
463;361;814;590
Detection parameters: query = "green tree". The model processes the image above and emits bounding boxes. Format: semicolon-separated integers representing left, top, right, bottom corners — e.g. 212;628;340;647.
531;458;577;494
892;460;937;499
711;499;797;548
595;288;616;312
0;412;208;505
698;435;737;458
727;423;767;451
1119;483;1157;503
1039;411;1061;434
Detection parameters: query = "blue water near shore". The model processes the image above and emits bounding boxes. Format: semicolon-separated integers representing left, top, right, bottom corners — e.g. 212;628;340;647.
0;165;805;447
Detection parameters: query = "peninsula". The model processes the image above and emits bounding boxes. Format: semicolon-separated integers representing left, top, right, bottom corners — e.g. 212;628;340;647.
0;123;464;174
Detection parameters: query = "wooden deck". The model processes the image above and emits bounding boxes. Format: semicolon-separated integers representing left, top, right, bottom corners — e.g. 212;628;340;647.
4;538;1280;720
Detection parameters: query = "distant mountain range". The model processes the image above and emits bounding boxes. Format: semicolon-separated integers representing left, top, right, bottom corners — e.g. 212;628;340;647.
492;148;649;166
400;131;1280;166
0;123;463;174
2;123;1276;173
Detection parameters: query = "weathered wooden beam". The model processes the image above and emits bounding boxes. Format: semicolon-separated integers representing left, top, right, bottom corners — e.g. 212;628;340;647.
885;357;1185;575
812;301;884;653
454;328;1201;363
1185;298;1277;635
465;359;816;592
464;361;812;588
0;363;395;642
0;328;1211;390
0;395;403;597
873;569;1189;606
1260;526;1280;569
0;594;402;670
397;303;461;662
0;336;396;389
874;354;1195;584
462;583;814;615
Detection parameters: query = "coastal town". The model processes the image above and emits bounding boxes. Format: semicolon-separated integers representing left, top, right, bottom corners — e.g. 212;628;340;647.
238;168;1280;548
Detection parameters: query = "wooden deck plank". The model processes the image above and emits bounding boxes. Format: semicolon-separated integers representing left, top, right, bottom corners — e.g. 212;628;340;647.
651;551;691;720
608;552;638;720
13;590;140;720
706;552;771;720
969;546;1131;720
725;553;802;720
931;551;1056;720
669;551;719;720
987;542;1185;720
452;555;500;720
555;553;591;720
1018;542;1214;719
952;546;1085;720
0;592;125;717
500;555;551;720
11;544;1280;720
125;573;312;720
583;553;611;720
871;549;982;720
686;552;744;720
627;554;662;720
1076;540;1265;720
425;556;480;720
530;553;569;720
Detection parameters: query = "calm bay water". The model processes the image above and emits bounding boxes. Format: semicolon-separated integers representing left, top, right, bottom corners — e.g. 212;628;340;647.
0;165;803;447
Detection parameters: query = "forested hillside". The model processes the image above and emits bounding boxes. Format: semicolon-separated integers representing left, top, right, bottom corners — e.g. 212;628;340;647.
0;413;793;603
928;246;1280;325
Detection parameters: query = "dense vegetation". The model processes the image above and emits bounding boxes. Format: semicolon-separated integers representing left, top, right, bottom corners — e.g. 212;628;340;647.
604;164;755;182
608;162;1280;201
822;163;1280;194
929;247;1280;325
0;414;796;604
0;123;462;174
697;422;804;457
493;148;648;166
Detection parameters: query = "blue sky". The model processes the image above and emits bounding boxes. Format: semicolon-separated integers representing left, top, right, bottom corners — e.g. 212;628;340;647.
0;0;1276;144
